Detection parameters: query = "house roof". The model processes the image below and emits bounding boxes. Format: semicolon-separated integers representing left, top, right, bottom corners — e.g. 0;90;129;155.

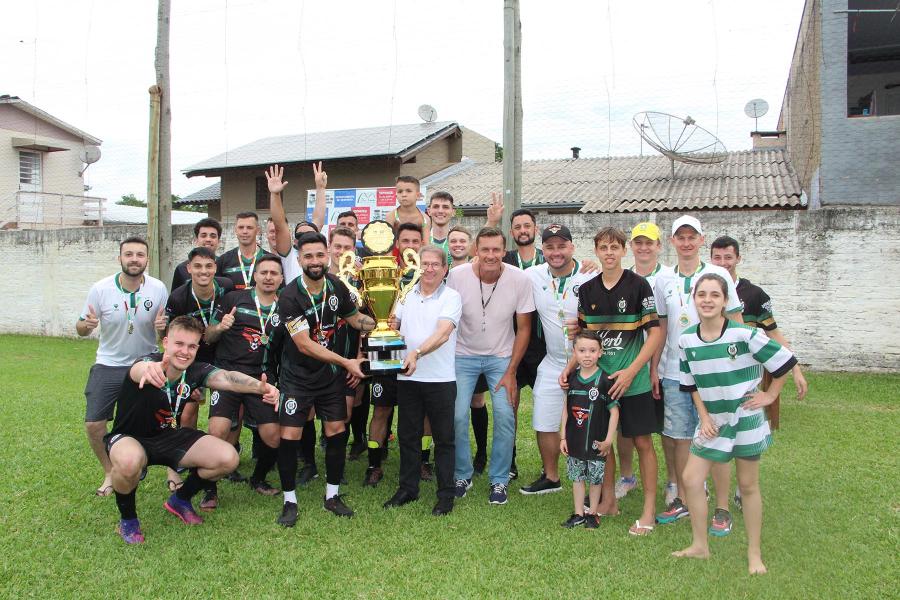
177;181;221;205
102;204;206;225
0;95;102;145
184;121;461;177
422;149;805;213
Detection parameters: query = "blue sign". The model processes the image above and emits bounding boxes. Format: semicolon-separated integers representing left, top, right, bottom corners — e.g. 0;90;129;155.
334;189;356;208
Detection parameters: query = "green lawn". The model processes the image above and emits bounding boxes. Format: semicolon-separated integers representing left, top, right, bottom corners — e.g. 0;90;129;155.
0;335;897;599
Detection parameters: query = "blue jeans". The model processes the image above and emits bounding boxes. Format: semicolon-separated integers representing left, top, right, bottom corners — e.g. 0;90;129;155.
454;355;514;485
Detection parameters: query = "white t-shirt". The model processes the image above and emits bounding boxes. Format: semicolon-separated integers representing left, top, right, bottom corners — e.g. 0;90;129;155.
526;262;595;366
82;273;169;367
447;263;535;358
395;283;462;382
280;247;301;286
632;262;669;374
653;261;742;380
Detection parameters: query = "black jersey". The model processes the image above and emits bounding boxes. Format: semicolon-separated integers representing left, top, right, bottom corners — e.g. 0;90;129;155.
172;260;190;290
333;274;363;361
565;369;618;461
213;289;281;376
736;278;777;331
503;248;547;361
165;279;234;362
110;353;218;439
216;246;273;290
275;273;359;395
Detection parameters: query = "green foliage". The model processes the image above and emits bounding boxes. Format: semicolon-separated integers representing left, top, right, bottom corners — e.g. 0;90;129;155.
116;193;146;207
495;142;503;162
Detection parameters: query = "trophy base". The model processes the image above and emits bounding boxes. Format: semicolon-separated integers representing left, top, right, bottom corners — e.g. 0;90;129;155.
363;336;406;352
362;339;408;376
362;356;406;376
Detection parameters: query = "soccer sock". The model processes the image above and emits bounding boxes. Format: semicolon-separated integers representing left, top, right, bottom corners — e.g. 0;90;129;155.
367;440;382;468
115;489;137;520
251;442;278;482
325;432;347;487
277;438;300;500
326;483;340;500
422;435;432;463
472;405;488;455
301;421;316;465
350;394;369;445
283;490;297;504
176;470;207;501
250;427;263;460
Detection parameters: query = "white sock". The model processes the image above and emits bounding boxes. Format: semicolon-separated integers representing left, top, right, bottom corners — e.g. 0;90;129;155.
325;484;339;500
283;490;297;504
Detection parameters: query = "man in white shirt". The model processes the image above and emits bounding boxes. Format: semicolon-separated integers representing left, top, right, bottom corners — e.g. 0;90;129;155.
77;237;169;496
447;227;534;506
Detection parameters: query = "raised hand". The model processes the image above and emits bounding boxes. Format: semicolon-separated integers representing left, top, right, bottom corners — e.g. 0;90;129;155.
312;161;327;189
220;307;237;330
486;191;504;225
155;307;168;333
83;304;100;331
139;355;169;389
258;373;280;405
266;164;288;194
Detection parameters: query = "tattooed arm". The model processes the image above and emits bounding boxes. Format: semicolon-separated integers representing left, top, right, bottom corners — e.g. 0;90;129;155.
206;369;280;405
346;312;376;333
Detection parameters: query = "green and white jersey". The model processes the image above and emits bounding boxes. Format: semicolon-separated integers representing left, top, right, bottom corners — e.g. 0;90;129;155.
678;320;796;462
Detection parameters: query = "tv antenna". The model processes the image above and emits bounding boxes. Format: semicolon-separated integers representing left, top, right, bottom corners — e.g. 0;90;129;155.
417;104;438;123
743;98;769;133
632;111;727;178
78;145;102;176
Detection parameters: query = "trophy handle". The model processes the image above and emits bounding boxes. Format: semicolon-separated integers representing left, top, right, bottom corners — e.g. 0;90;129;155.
397;249;422;304
337;250;363;307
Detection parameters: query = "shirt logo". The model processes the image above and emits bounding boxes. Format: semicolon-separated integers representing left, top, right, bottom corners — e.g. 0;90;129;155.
727;343;738;360
143;299;153;311
571;407;589;426
572;284;581;297
210;391;220;406
284;398;298;416
270;313;281;327
588;387;599;401
328;295;339;311
617;298;626;313
372;383;384;398
176;382;191;401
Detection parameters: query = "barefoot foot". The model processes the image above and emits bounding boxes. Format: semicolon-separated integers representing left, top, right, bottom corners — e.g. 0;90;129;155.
672;545;710;559
748;556;767;575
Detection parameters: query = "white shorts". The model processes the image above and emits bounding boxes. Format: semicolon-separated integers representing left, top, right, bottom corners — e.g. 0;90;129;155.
531;358;567;433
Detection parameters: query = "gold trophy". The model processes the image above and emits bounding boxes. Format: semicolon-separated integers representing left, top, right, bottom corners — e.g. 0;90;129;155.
337;220;421;375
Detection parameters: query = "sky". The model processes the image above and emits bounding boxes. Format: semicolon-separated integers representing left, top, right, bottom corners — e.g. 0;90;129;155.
2;0;805;203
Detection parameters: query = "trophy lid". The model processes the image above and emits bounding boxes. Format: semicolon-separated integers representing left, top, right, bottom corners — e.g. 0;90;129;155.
361;220;396;255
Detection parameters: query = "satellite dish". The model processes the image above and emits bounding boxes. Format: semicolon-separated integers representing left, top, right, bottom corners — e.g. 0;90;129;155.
633;111;727;178
80;145;101;164
417;104;438;123
743;98;769;132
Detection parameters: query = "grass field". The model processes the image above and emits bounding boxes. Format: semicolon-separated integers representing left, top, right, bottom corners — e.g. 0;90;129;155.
0;335;897;599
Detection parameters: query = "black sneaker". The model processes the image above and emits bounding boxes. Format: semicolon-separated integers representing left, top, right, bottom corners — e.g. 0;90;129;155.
561;513;586;528
382;490;418;509
226;469;247;483
583;514;600;529
488;483;508;505
508;461;519;481
250;478;280;496
297;463;319;486
323;495;354;517
473;452;487;475
432;497;454;516
519;474;562;495
277;501;298;527
363;466;383;487
454;479;473;498
420;462;434;482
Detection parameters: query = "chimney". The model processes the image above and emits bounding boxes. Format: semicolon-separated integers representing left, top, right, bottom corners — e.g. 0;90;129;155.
750;131;786;150
570;146;581;159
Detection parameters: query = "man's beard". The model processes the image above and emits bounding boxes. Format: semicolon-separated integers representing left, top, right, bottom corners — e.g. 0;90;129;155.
302;264;326;280
121;263;145;276
514;234;535;247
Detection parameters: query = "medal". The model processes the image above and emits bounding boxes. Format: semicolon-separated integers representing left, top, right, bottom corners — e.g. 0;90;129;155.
116;274;143;336
550;261;578;359
238;248;261;288
299;277;331;347
252;289;278;347
260;334;269;345
128;322;134;335
163;370;187;431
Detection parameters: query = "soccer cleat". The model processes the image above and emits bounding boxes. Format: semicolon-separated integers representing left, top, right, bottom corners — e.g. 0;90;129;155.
277;501;298;527
323;495;354;518
656;498;689;524
116;518;145;545
709;508;733;537
614;475;638;499
454;479;473;498
250;478;280;496
473;452;487;475
420;462;434;482
488;483;508;505
664;481;678;507
297;463;319;486
519;474;562;495
225;469;248;483
561;513;586;528
363;466;384;487
199;489;218;511
583;514;600;529
164;495;203;525
432;497;454;516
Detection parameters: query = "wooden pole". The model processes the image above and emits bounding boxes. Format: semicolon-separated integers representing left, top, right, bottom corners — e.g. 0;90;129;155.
155;0;173;286
147;85;161;279
502;0;522;249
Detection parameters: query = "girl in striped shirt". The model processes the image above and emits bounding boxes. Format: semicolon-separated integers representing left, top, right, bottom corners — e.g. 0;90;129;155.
672;273;796;575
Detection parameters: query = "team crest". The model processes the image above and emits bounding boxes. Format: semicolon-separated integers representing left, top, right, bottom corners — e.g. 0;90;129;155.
270;313;281;327
175;382;191;401
547;225;562;235
572;284;581;296
210;391;220;406
727;343;738;360
372;383;384;398
284;398;298;416
113;303;119;310
328;295;339;311
143;299;153;311
571;407;589;426
617;298;626;313
588;387;599;401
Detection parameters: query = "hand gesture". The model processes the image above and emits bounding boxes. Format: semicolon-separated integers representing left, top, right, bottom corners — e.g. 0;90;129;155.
486;191;504;226
313;161;327;189
266;164;288;194
742;390;776;411
155;307;169;333
83;304;100;331
220;307;237;330
258;373;280;405
560;438;569;456
139;355;169;389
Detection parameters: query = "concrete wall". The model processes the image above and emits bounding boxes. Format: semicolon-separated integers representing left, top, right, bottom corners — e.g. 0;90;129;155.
3;206;898;372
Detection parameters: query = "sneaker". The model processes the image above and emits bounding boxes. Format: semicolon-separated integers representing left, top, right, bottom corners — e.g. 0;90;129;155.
348;440;366;461
116;518;145;544
508;461;519;481
519;474;562;495
297;463;319;486
163;495;203;525
656;498;689;524
473;452;487;475
199;489;218;511
277;501;298;527
363;466;383;487
709;508;733;537
420;462;434;482
323;494;354;518
250;478;280;496
583;514;600;529
488;483;508;505
614;475;638;499
664;481;678;507
225;469;247;483
454;479;473;498
734;492;743;512
561;513;586;528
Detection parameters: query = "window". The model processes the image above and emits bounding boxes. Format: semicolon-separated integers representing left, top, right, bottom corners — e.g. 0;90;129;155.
255;176;269;210
847;0;900;117
19;151;42;189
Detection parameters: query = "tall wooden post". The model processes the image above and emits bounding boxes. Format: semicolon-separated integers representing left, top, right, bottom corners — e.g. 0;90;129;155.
147;85;161;278
502;0;522;249
155;0;173;286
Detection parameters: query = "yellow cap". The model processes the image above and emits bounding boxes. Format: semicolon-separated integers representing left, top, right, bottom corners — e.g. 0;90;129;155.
630;222;661;241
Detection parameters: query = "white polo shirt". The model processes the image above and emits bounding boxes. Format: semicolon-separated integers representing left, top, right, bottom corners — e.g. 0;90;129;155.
81;273;169;367
395;282;462;383
526;262;595;366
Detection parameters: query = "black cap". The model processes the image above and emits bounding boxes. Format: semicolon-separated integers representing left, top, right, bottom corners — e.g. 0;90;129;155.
541;223;573;243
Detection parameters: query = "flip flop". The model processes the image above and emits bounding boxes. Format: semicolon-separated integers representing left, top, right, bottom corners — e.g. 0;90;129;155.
95;485;114;497
166;479;184;493
629;520;655;536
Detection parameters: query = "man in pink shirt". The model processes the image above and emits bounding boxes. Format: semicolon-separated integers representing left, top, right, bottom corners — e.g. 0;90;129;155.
447;227;534;506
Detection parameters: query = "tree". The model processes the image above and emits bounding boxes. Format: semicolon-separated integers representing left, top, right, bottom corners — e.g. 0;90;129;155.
495;142;503;162
117;194;146;207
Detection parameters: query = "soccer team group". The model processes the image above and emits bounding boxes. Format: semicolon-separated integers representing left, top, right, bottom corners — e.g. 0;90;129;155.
78;163;806;573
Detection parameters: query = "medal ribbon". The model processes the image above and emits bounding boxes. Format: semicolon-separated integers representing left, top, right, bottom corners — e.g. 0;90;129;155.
252;289;278;344
550;261;579;358
163;370;187;429
190;281;219;328
238;247;262;288
299;277;330;342
115;274;143;333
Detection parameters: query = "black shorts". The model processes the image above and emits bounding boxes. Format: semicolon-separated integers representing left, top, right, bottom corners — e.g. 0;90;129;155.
280;392;347;427
208;390;279;425
370;376;398;408
474;374;489;394
619;391;662;438
516;352;542;390
104;428;206;470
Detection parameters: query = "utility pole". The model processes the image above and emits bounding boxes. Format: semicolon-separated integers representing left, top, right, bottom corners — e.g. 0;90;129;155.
148;0;173;284
502;0;522;249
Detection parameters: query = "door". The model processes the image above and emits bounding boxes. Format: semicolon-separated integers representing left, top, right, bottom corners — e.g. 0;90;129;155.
18;151;43;223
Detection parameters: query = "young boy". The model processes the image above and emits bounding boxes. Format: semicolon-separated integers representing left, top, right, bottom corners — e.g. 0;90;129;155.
559;332;619;529
386;175;431;240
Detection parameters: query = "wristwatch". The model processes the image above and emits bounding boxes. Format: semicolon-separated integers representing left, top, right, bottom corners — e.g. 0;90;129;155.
414;348;423;358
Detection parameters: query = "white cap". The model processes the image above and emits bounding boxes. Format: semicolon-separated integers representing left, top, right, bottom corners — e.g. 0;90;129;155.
671;215;703;236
